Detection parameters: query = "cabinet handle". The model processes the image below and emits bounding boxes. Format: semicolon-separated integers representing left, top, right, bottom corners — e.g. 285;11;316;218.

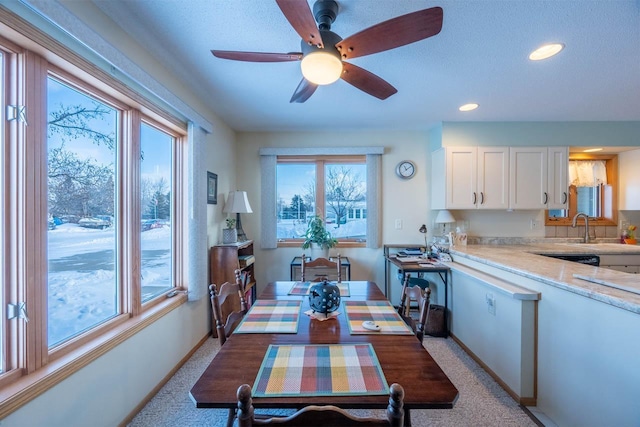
480;192;485;204
472;192;477;205
562;192;567;204
543;192;548;204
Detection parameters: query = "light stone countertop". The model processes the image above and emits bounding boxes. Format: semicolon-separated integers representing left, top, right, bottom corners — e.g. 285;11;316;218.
447;242;640;314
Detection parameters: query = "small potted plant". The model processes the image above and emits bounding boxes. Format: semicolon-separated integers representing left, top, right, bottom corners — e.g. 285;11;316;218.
302;215;337;258
222;217;237;244
623;224;637;245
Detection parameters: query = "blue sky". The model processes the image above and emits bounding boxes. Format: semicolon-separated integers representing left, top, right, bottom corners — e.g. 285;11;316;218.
48;77;171;183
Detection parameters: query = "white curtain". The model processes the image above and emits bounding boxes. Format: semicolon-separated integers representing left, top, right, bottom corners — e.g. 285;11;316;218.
569;160;607;187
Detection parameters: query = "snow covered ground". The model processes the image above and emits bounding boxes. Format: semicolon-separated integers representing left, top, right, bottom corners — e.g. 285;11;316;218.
276;219;366;240
47;223;170;346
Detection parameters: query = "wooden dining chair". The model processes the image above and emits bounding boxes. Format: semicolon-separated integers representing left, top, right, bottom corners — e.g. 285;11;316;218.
398;273;431;343
209;270;249;427
238;269;253;308
301;253;342;282
210;269;248;346
236;383;405;427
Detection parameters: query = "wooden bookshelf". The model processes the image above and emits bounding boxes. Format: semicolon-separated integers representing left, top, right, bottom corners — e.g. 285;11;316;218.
209;240;256;304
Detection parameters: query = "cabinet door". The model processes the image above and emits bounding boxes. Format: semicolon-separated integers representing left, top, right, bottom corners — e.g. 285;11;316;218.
509;147;547;209
548;146;568;209
477;147;509;209
446;147;477;209
619;148;640;210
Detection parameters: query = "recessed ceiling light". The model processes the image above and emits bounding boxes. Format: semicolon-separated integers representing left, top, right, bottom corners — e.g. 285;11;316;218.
459;103;479;112
583;148;603;153
529;43;565;61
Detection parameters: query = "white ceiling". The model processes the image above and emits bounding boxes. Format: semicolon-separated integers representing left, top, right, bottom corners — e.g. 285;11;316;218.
92;0;640;132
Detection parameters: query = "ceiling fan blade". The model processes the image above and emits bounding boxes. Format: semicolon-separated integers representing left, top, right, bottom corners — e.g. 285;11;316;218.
290;77;318;103
276;0;323;48
340;62;397;100
211;50;302;62
336;7;443;60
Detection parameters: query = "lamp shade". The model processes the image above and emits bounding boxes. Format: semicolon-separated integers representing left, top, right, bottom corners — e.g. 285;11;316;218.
223;191;253;214
435;210;456;224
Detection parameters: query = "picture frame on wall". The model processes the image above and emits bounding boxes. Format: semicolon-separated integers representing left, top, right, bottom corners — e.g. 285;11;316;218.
207;171;218;204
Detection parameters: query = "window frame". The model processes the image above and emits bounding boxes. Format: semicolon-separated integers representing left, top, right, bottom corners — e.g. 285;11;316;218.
276;154;368;248
0;24;188;417
545;153;618;226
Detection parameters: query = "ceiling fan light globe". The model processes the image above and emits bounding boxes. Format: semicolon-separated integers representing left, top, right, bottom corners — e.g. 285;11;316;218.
301;52;343;85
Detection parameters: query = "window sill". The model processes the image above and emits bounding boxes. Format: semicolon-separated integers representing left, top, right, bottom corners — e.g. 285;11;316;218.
0;293;187;418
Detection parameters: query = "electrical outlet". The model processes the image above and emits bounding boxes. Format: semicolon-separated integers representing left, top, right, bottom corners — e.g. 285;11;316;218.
395;219;402;230
486;293;496;315
530;219;539;229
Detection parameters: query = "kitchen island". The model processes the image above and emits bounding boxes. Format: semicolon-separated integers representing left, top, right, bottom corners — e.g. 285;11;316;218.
445;241;640;427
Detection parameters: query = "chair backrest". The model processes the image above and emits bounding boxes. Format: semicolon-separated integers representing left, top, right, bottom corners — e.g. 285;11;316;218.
236;383;404;427
210;269;247;345
301;253;342;282
237;269;252;307
398;274;431;342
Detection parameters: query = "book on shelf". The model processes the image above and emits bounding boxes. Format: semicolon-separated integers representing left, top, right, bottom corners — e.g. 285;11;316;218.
238;255;255;268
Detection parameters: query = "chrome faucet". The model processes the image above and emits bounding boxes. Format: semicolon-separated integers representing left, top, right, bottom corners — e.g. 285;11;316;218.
572;212;592;243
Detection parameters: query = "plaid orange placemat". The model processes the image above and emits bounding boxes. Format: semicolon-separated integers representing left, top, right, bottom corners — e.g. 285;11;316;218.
344;301;414;335
252;344;389;397
235;300;301;334
287;281;351;296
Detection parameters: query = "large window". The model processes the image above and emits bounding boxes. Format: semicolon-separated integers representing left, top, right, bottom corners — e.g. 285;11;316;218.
46;77;119;347
0;29;187;408
276;156;367;245
140;122;174;302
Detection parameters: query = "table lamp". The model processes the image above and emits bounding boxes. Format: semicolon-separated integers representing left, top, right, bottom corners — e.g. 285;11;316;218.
223;191;253;242
435;210;456;236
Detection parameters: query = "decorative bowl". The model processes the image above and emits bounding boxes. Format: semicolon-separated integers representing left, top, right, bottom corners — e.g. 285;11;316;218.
308;279;341;314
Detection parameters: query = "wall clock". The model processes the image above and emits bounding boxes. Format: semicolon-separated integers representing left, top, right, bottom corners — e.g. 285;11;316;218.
395;160;416;179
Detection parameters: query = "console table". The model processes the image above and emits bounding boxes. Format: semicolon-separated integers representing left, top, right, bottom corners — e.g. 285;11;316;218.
384;245;450;337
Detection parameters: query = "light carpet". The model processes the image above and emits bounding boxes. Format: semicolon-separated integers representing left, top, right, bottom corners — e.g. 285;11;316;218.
128;337;539;426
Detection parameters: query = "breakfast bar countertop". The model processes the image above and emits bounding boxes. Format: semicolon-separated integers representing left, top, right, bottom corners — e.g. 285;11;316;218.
447;241;640;314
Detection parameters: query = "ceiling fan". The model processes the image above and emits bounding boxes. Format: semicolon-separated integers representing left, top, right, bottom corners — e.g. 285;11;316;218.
211;0;443;103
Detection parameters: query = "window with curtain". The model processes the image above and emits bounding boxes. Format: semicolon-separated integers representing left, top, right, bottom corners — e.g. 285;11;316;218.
260;147;382;249
276;157;367;242
547;156;617;225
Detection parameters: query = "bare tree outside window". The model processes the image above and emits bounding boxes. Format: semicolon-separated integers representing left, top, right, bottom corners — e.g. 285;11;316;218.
324;165;365;229
276;159;366;241
47;77;118;346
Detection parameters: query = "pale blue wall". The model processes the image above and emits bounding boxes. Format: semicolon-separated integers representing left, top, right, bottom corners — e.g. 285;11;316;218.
440;121;640;147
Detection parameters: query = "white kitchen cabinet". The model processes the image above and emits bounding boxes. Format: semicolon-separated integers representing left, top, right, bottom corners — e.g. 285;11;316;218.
431;146;509;209
509;146;568;210
619;148;640;210
547;146;569;209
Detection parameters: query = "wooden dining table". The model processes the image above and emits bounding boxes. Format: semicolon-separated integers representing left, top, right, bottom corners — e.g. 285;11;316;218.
189;281;459;426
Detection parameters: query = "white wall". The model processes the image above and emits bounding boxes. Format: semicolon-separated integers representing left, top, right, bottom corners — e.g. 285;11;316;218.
235;130;436;301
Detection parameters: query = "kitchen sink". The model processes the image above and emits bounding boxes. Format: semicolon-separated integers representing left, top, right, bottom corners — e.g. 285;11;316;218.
538;253;600;266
